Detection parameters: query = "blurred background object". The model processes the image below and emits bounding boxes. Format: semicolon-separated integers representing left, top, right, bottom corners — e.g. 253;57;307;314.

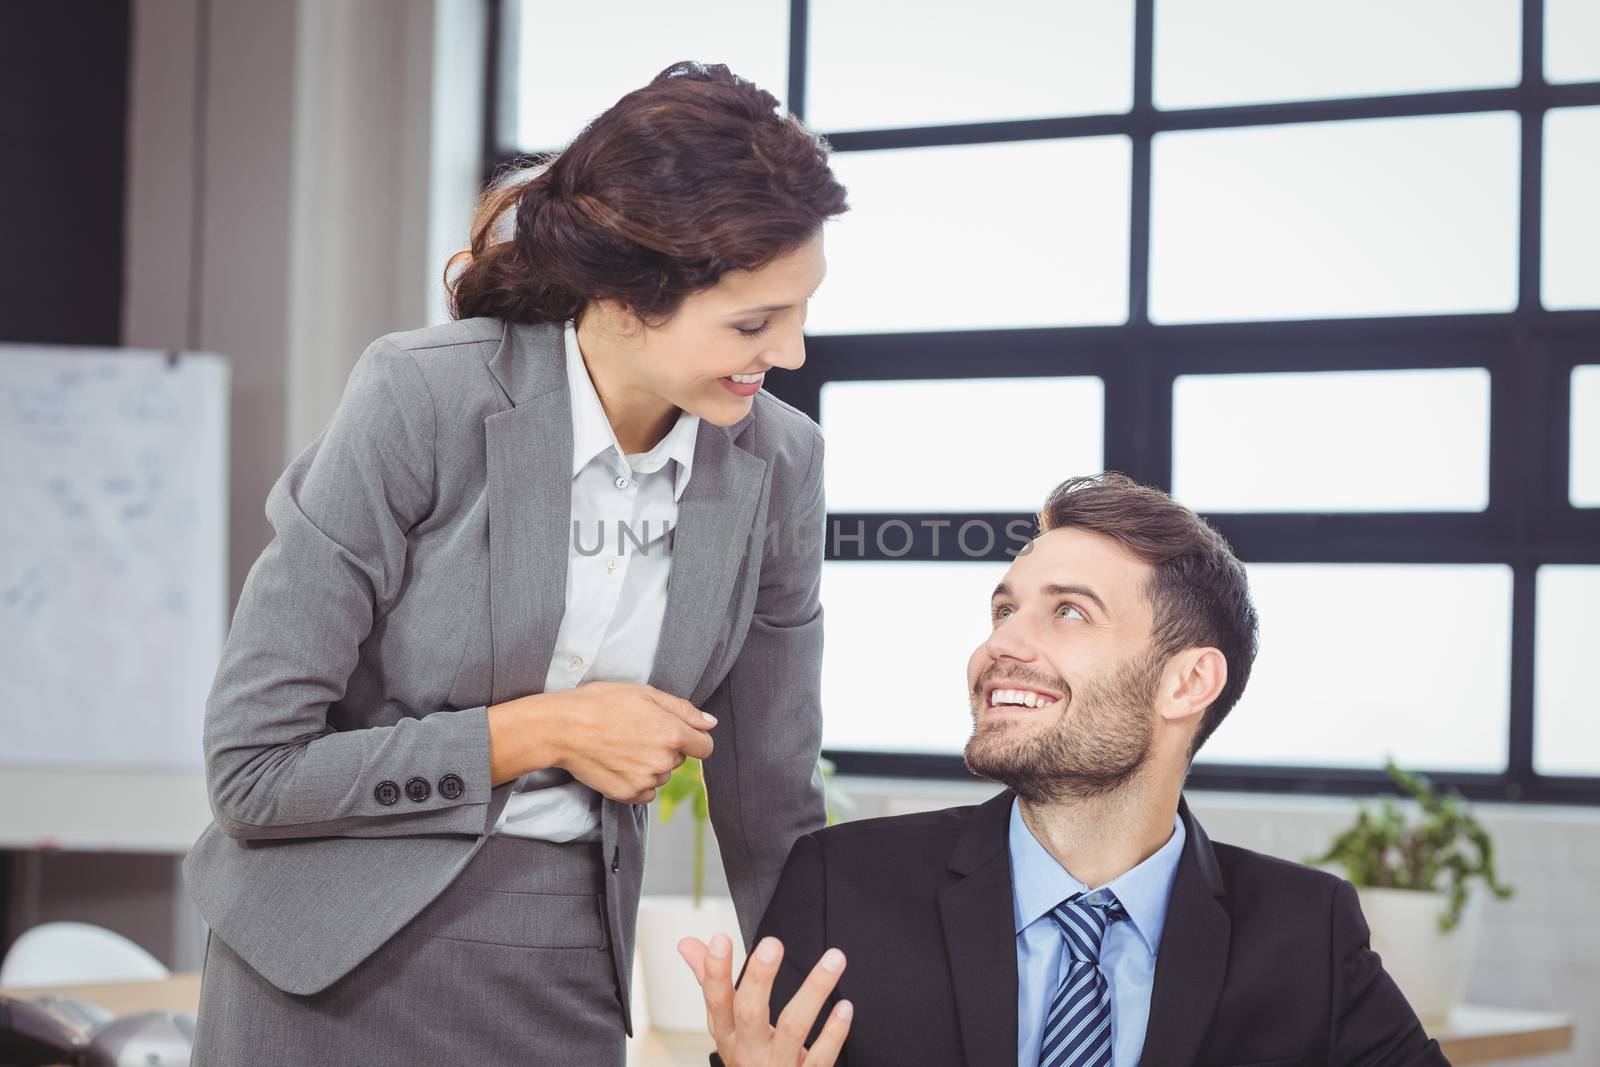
0;923;169;988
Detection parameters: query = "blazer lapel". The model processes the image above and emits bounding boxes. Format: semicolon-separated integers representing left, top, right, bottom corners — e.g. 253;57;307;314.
1136;795;1231;1067
477;320;568;834
937;788;1021;1067
483;320;571;709
478;318;768;829
647;419;767;702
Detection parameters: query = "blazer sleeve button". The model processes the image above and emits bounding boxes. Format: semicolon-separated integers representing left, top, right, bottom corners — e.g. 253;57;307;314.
374;780;401;806
439;773;464;800
405;777;431;803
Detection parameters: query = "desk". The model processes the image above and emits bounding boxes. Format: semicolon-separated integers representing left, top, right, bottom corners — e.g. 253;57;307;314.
0;976;1573;1066
1436;1004;1576;1065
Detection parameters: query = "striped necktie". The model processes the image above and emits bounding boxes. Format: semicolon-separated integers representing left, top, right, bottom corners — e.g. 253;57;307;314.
1037;890;1127;1067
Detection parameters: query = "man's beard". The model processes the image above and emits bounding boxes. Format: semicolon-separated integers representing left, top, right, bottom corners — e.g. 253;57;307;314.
963;649;1163;803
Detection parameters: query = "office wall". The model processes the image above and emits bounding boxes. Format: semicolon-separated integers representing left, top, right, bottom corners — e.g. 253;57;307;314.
2;0;485;972
0;0;134;961
0;2;129;344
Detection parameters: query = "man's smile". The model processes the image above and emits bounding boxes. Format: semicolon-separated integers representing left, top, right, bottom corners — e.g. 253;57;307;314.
981;680;1064;715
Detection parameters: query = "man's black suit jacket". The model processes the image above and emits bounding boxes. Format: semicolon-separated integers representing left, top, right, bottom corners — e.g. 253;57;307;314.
714;788;1449;1067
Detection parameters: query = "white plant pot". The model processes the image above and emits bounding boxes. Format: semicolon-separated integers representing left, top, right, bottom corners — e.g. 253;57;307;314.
1357;887;1483;1025
636;894;746;1032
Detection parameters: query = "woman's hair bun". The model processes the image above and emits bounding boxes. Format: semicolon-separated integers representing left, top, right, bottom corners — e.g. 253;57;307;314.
446;61;848;327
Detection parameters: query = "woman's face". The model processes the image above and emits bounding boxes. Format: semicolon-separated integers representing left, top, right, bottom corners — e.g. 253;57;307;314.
578;230;827;430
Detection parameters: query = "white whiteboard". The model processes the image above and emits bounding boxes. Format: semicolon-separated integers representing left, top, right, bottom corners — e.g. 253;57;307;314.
0;343;229;775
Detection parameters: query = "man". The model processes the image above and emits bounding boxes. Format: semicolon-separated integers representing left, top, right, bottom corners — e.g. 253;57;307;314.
681;472;1449;1067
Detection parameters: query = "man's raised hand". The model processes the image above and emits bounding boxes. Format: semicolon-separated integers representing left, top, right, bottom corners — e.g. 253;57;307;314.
678;933;853;1066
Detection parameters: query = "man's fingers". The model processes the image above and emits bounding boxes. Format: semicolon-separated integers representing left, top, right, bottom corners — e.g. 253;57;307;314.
677;937;709;984
771;948;848;1062
733;935;784;1037
802;1000;854;1067
697;932;737;1040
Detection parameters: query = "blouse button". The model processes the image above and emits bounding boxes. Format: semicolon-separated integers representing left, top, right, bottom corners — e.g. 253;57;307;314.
568;654;584;670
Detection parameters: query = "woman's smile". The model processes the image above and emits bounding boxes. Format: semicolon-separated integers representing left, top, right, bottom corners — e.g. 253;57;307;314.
719;372;765;397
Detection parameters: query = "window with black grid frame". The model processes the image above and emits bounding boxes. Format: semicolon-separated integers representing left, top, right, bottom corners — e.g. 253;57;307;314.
486;0;1600;804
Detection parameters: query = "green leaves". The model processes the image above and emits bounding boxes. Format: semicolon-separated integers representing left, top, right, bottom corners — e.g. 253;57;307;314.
819;756;857;827
656;757;853;907
1306;758;1515;932
657;757;707;825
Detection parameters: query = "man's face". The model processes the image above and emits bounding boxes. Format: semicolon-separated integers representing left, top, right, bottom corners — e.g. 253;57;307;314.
964;526;1165;802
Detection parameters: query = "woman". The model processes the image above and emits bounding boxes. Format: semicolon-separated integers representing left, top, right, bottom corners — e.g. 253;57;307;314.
182;60;849;1066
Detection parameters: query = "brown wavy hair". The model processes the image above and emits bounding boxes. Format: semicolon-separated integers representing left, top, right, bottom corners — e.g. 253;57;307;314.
446;60;850;327
1036;472;1260;760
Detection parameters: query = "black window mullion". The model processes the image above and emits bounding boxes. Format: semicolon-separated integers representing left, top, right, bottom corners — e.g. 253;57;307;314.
1128;0;1154;330
786;0;807;122
1518;0;1546;315
1114;0;1163;491
1508;0;1546;796
1508;561;1539;793
1502;321;1547;792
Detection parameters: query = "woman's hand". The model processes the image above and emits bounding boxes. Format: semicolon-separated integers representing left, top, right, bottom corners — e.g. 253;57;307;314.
678;933;853;1067
488;682;715;803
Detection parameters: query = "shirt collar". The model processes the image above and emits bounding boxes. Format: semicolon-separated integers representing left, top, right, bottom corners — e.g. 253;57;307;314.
1008;794;1186;959
564;320;699;501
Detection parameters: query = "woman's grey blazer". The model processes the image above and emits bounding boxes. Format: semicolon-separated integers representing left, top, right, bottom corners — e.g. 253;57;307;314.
180;315;828;1033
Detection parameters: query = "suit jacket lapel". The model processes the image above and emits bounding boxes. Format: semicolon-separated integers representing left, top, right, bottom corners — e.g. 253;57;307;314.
1136;795;1231;1067
938;788;1021;1067
936;789;1229;1067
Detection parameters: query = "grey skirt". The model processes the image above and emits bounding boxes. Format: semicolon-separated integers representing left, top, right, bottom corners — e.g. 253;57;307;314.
191;833;625;1067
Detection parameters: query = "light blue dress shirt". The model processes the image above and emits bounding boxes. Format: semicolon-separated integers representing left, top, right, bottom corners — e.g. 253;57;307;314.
1011;796;1187;1067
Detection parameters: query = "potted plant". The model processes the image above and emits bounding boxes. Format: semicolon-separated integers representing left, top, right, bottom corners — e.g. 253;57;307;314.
1306;759;1513;1023
635;757;855;1031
